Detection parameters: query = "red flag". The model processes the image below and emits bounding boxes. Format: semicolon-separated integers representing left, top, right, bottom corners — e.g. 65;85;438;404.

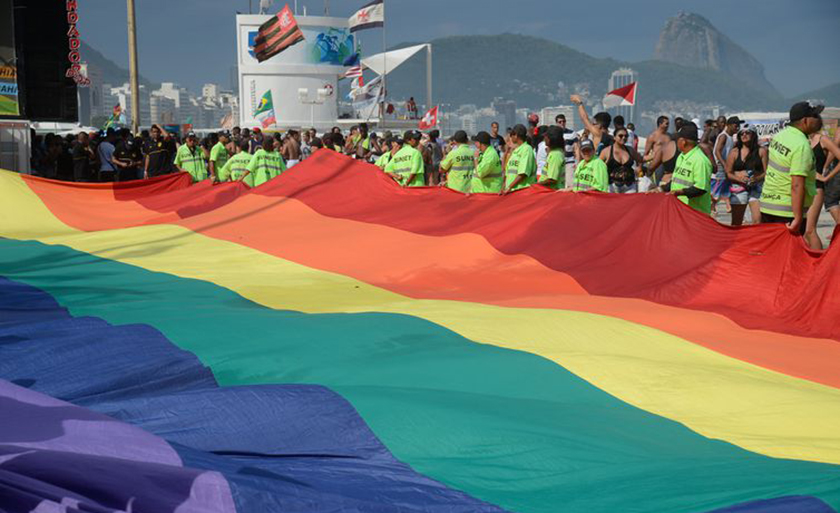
419;106;438;130
602;82;637;109
254;5;305;63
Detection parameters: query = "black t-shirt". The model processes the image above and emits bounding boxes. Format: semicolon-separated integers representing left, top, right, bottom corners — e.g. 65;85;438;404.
489;134;505;154
71;143;92;181
143;138;170;177
115;140;143;170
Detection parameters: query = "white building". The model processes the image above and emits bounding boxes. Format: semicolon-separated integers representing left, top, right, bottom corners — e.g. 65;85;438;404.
236;14;350;129
202;83;220;101
150;92;177;125
110;83;151;127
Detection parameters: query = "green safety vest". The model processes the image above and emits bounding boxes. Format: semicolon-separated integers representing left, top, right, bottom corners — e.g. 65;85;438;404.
384;145;425;187
441;144;475;193
247;149;287;187
539;149;565;189
759;126;816;218
210;142;229;174
505;143;536;191
173;144;208;183
218;152;254;186
573;157;609;192
471;146;503;194
671;145;713;214
375;152;393;170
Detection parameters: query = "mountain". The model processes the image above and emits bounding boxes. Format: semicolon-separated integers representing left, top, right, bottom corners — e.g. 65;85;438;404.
654;12;777;95
381;34;783;116
794;82;840;106
80;41;157;89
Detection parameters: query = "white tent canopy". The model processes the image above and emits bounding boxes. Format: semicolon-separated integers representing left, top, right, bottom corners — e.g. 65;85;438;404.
362;44;428;76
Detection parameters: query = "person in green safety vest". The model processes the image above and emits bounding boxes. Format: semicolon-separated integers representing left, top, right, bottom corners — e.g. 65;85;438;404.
216;139;254;186
538;126;566;190
439;130;475;193
571;139;609;192
760;101;824;235
242;133;287;187
470;131;504;194
375;137;402;170
657;123;713;214
173;132;208;183
208;130;230;181
502;124;537;194
384;130;425;187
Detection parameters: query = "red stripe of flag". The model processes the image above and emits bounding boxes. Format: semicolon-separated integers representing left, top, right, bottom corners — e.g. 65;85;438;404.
254;4;305;63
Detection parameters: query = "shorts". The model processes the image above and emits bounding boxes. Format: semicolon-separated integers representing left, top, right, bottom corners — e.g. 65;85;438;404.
761;212;806;235
825;173;840;211
609;182;637;194
654;166;665;186
729;183;762;205
710;178;730;199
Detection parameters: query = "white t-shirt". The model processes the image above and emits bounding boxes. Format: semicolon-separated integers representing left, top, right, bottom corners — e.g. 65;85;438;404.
536;141;547;176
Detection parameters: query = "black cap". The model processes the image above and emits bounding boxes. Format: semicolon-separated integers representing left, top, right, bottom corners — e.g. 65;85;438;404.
726;116;743;125
472;131;491;145
789;101;824;122
452;130;468;144
186;131;198;139
579;138;595;151
676;123;699;142
403;130;421;141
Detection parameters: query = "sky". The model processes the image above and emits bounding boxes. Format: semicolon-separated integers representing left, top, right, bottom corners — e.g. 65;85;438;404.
78;0;840;98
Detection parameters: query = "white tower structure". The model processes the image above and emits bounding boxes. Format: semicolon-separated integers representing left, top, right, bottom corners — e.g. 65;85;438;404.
236;14;353;130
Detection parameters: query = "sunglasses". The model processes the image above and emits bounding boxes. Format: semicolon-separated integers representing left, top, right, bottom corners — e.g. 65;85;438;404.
616;134;628;139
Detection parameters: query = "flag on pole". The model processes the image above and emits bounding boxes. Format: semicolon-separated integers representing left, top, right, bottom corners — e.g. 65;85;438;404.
344;65;363;79
254;4;305;63
602;82;637;109
349;0;384;32
220;112;234;130
254;90;277;129
102;104;121;130
419;106;438;130
352;76;383;120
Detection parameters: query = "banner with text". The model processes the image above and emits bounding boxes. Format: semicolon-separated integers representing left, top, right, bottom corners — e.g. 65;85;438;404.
0;0;20;116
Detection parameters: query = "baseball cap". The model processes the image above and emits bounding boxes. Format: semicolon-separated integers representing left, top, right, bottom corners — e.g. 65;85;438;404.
789;101;824;122
676;123;699;142
726;116;743;125
252;127;262;133
452;130;468;143
579;139;595;151
186;131;198;139
403;130;421;141
219;130;231;137
472;131;491;145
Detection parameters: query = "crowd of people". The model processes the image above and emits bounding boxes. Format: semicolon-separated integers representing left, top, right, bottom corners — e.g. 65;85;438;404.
28;98;840;249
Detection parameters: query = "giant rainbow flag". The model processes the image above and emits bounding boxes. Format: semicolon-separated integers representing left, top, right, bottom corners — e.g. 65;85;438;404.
1;149;840;513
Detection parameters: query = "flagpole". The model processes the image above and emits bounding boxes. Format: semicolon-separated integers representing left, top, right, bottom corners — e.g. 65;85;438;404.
381;0;386;123
126;0;140;135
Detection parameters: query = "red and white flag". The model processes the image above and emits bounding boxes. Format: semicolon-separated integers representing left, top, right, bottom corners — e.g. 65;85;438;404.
419;106;438;130
344;65;363;79
602;82;637;109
